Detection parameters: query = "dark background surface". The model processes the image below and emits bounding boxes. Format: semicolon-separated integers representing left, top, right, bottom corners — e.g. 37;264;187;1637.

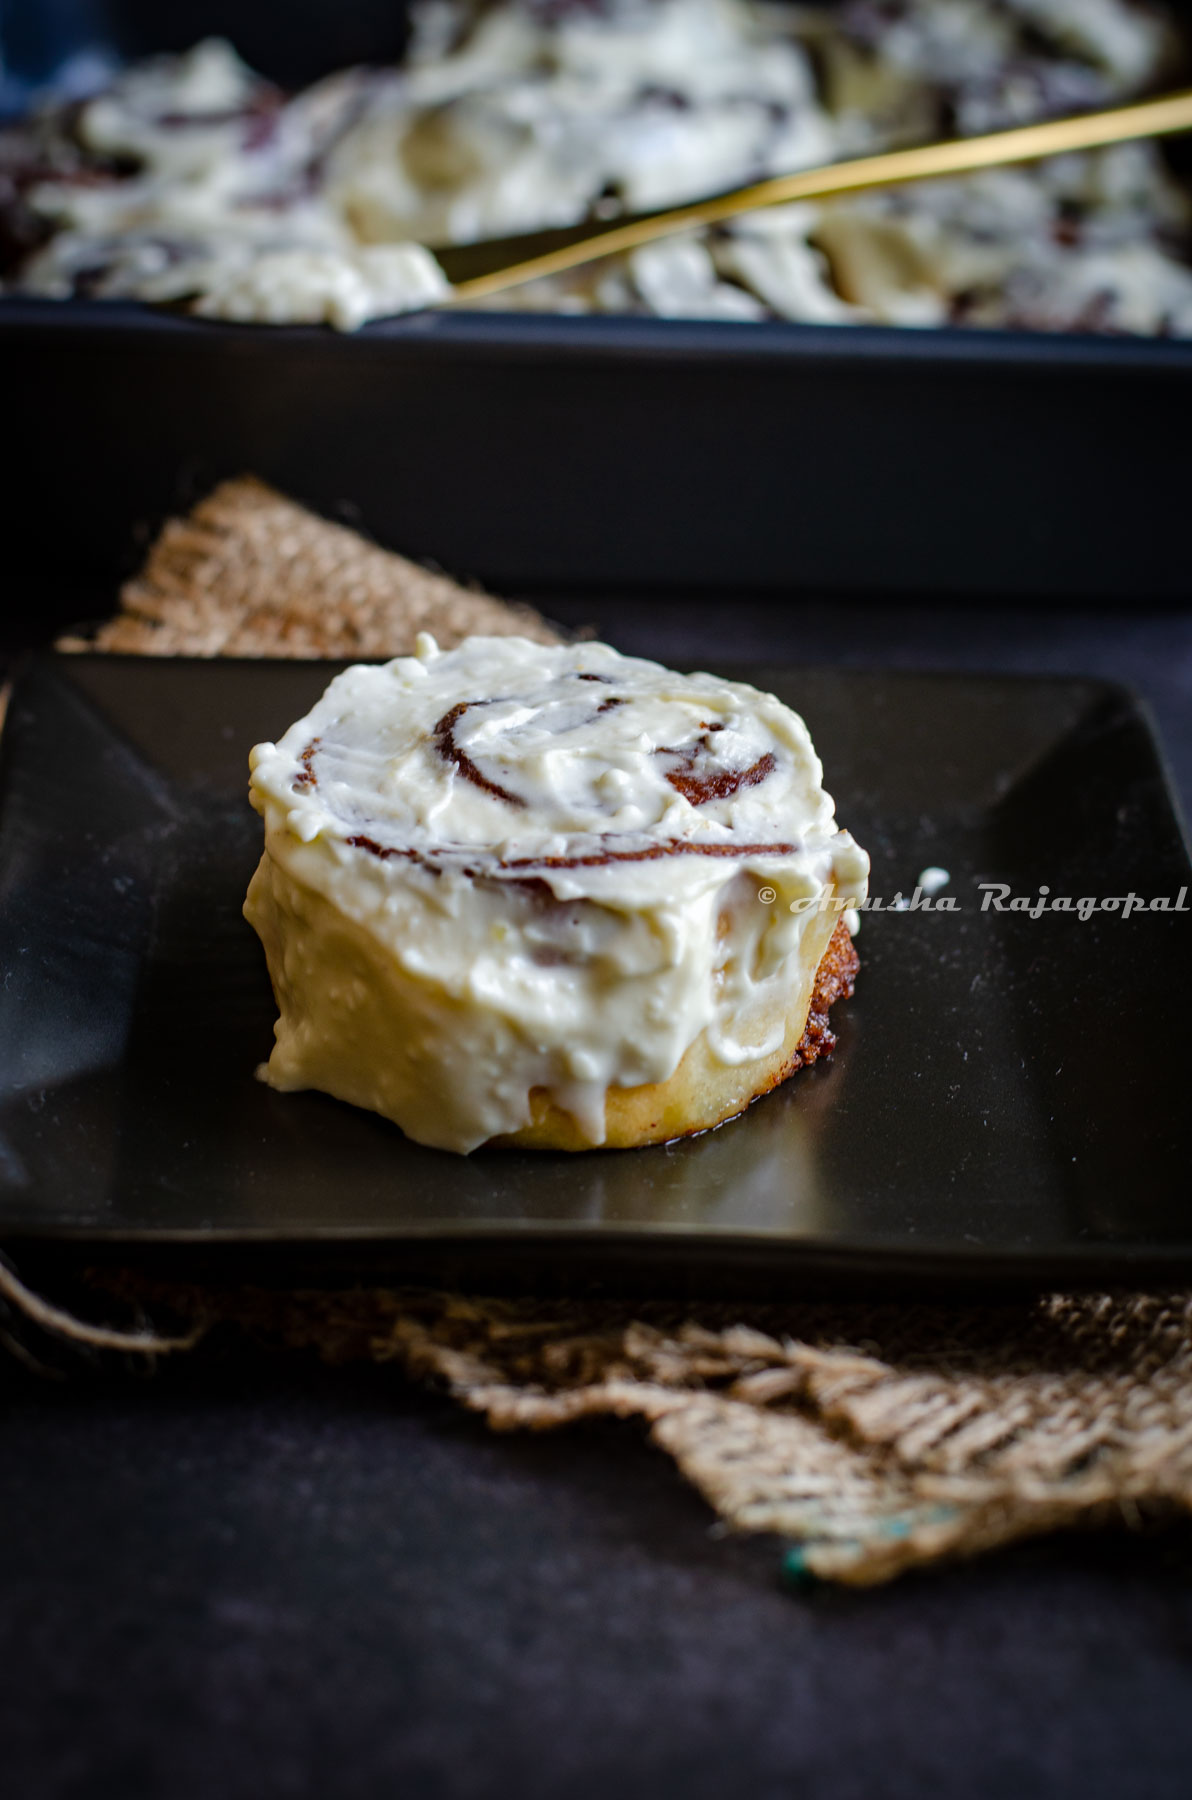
3;591;1192;1800
8;0;1192;96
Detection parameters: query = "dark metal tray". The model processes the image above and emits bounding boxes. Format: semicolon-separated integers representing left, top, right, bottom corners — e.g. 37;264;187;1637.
1;651;1190;1294
9;296;1192;603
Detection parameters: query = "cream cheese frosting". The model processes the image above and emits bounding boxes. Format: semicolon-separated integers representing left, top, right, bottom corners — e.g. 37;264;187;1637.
245;634;868;1151
6;0;1190;336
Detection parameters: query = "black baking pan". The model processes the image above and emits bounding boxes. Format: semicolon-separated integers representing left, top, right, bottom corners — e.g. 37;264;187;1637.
8;296;1192;603
7;0;1192;603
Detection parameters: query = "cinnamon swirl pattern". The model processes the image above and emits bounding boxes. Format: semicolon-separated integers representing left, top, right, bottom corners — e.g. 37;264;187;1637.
244;635;868;1152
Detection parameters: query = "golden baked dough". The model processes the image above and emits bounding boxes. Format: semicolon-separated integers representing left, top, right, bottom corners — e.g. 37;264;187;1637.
494;917;858;1150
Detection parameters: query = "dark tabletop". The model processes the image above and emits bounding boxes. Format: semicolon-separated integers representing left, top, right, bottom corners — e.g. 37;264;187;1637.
4;591;1192;1800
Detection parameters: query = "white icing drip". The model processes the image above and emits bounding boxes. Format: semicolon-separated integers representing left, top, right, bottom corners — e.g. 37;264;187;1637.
704;1018;788;1067
551;1079;612;1146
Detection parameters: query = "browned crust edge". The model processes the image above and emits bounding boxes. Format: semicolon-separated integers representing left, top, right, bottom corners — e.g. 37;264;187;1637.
758;915;860;1091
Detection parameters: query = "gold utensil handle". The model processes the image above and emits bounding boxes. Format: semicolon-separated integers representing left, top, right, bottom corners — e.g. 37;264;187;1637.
449;87;1192;305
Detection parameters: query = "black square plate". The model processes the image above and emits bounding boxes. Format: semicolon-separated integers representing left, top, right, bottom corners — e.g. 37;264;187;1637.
1;653;1189;1293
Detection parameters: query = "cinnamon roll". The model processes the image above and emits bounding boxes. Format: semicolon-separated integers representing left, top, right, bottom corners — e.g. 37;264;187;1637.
244;635;869;1153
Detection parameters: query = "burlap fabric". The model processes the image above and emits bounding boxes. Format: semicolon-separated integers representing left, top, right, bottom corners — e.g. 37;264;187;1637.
6;478;1182;1586
57;476;560;659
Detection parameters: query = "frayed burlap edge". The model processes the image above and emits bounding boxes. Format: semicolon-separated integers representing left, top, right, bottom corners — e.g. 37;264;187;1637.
5;1269;1192;1586
55;476;561;660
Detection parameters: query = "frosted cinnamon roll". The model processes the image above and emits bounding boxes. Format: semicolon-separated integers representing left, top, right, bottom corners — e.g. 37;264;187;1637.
244;635;868;1153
